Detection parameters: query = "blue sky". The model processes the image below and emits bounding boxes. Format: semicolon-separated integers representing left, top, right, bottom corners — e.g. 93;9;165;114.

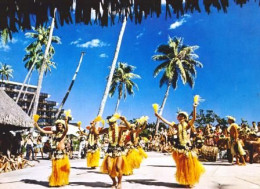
0;1;260;127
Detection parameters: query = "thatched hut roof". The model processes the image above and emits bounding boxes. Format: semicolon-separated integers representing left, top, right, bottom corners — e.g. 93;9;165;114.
0;89;33;131
0;0;259;36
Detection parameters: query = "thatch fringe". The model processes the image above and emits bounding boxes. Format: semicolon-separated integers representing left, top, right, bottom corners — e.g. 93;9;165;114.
0;0;259;35
0;89;33;130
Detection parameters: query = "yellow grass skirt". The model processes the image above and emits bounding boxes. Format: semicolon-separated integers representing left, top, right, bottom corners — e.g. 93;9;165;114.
49;155;70;187
100;155;131;178
126;148;142;173
87;149;100;168
172;151;205;186
138;147;148;159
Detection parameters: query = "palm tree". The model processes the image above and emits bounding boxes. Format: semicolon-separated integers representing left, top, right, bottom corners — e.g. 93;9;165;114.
0;63;13;81
55;52;86;119
109;62;141;112
97;16;127;117
30;8;60;117
17;23;60;108
152;36;203;133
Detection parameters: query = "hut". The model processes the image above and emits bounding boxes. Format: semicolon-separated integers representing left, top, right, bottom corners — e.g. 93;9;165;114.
0;89;33;132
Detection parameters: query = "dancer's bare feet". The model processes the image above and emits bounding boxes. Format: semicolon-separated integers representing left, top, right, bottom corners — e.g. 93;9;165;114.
117;183;122;189
111;179;117;189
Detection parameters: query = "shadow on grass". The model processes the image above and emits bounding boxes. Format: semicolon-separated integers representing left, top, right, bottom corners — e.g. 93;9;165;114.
21;179;110;188
147;165;176;168
125;179;184;188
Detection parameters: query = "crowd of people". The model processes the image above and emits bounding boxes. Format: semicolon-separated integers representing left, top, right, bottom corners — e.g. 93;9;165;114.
145;120;260;164
1;110;260;188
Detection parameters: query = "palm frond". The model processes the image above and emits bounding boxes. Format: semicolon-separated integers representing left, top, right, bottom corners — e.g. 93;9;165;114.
153;61;169;77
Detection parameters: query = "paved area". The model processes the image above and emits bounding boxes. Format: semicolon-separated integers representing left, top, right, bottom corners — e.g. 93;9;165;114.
0;152;260;189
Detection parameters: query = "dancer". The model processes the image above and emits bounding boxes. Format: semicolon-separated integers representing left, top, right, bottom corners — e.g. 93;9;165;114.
122;116;148;174
227;116;246;165
34;116;70;187
78;119;101;168
98;114;131;189
155;101;205;187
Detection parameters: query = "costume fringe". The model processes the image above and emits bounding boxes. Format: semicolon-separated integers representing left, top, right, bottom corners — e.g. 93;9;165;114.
100;155;131;178
49;155;70;187
172;151;205;186
126;148;142;171
231;141;246;156
87;149;100;168
138;147;148;159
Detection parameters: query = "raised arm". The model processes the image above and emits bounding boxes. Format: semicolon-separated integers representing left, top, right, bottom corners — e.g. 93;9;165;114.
98;127;109;135
78;124;88;136
138;121;147;133
155;112;174;127
188;104;197;127
120;116;132;129
34;122;53;135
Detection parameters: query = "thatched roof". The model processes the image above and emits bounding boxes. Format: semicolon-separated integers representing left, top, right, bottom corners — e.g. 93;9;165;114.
0;89;33;131
0;0;259;36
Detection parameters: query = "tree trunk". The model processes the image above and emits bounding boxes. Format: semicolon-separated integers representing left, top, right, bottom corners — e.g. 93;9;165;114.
97;16;127;117
55;52;85;120
31;8;56;117
114;97;121;113
155;83;171;134
16;57;37;103
28;92;36;115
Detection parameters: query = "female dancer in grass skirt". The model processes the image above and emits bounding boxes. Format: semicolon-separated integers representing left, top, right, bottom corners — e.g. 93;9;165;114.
97;115;132;189
78;120;100;168
34;117;70;187
155;104;205;187
122;117;148;174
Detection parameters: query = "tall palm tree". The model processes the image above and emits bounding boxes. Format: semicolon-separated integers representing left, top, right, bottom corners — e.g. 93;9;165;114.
30;8;60;117
0;63;13;81
97;16;127;117
109;62;141;113
152;36;203;133
55;52;86;119
17;24;60;107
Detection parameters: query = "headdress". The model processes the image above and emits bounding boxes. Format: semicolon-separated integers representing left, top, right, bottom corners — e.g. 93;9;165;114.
177;111;189;120
226;116;236;122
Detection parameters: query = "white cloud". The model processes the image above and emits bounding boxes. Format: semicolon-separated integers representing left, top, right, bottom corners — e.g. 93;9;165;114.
136;33;143;39
158;31;162;35
100;53;108;58
0;42;10;52
169;15;190;30
70;38;82;45
76;39;109;48
169;19;186;29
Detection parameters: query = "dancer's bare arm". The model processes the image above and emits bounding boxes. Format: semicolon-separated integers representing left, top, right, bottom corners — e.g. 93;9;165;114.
155;113;174;127
34;122;53;134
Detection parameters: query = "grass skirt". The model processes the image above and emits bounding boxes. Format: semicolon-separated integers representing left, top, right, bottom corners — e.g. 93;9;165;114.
49;155;70;187
87;149;100;168
231;141;246;156
138;147;148;159
126;148;142;173
100;155;131;178
172;150;205;186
